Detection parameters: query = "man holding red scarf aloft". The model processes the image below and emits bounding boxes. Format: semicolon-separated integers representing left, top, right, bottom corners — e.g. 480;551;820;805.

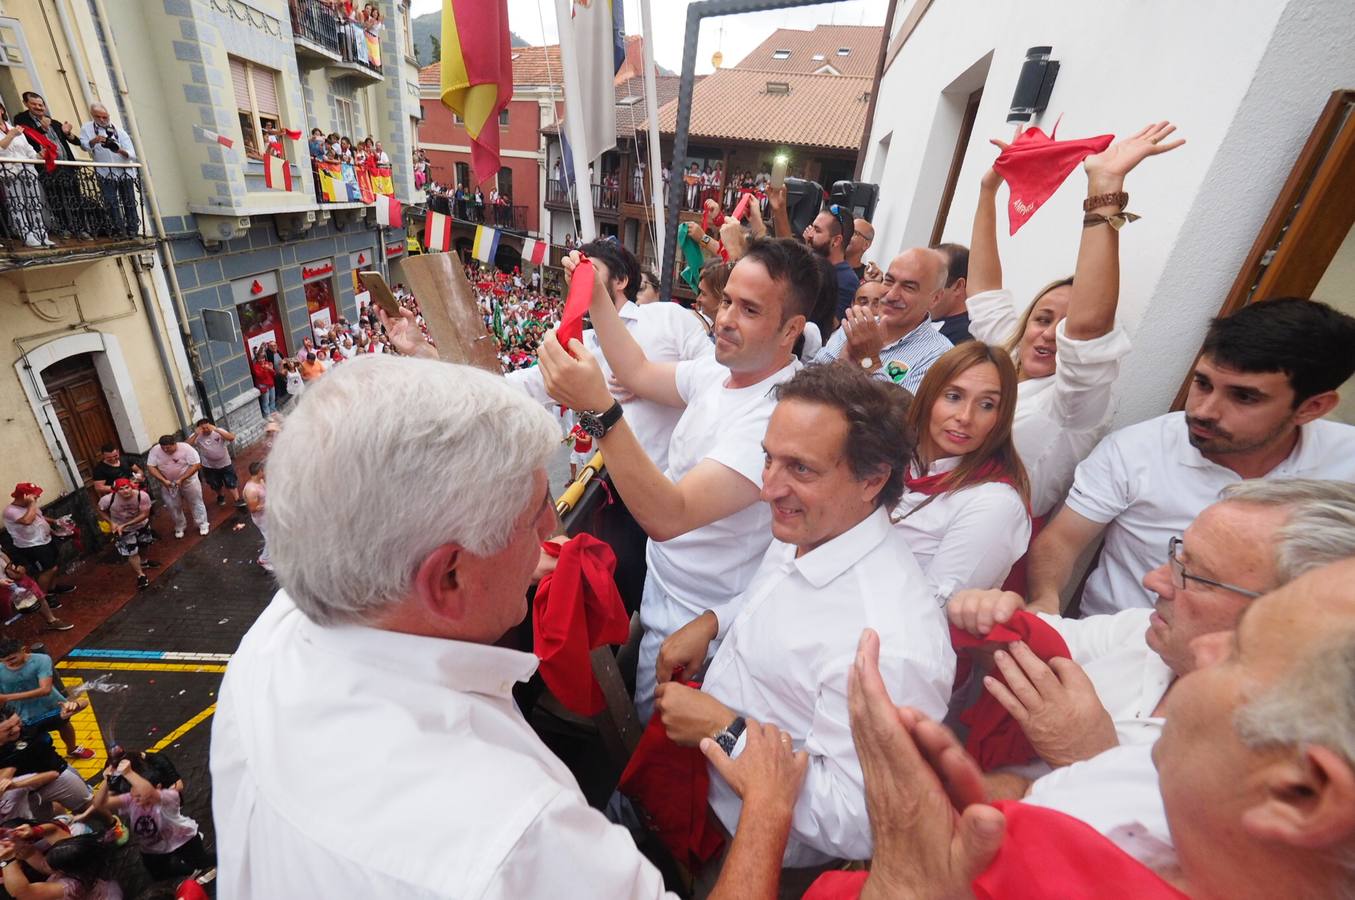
13;92;87;239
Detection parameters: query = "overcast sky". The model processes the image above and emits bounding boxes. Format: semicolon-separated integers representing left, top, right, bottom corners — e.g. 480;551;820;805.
411;0;890;76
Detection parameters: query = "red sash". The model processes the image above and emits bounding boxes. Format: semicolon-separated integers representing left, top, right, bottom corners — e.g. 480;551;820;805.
803;801;1188;900
21;125;59;173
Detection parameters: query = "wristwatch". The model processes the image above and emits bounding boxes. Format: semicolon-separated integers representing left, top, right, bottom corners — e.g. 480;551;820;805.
713;716;747;756
859;356;875;370
577;400;623;439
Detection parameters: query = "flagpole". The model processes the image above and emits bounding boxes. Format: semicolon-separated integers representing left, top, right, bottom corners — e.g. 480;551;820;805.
555;0;599;242
639;0;666;267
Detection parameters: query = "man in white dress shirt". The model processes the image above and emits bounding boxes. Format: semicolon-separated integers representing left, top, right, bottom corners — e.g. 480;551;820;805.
945;478;1355;861
648;364;955;868
1029;297;1355;616
210;355;809;899
849;558;1355;900
538;238;819;722
507;240;712;472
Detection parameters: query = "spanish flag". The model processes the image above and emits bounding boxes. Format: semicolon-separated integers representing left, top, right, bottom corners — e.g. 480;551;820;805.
440;0;511;187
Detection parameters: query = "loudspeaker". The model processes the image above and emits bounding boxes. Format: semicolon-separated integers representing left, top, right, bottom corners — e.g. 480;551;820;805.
784;177;825;236
1007;46;1060;124
829;180;879;222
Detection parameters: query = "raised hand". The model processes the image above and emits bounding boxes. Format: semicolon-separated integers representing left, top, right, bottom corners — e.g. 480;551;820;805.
841;305;886;368
1084;121;1184;187
980;134;1015;192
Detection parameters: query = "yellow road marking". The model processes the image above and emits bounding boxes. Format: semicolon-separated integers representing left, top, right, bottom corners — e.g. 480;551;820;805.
61;676;109;781
56;661;228;674
149;703;217;754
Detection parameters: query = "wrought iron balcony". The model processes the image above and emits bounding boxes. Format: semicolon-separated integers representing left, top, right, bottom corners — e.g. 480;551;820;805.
546;180;619;214
0;160;151;266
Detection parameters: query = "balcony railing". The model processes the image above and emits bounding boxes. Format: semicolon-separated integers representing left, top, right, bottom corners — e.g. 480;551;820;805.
0;159;149;257
291;0;342;57
546;180;619;213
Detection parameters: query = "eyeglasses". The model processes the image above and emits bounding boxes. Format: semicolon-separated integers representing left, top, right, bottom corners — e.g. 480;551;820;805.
1166;537;1263;598
828;204;854;241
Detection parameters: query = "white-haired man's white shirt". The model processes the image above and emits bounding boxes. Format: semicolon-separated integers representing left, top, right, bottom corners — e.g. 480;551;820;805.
702;507;955;866
507;299;712;472
634;354;802;721
1065;412;1355;616
211;592;675;900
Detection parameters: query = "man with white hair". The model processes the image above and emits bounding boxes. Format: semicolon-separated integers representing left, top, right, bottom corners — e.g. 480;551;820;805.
844;557;1355;899
78;102;139;235
946;478;1355;859
210;355;809;899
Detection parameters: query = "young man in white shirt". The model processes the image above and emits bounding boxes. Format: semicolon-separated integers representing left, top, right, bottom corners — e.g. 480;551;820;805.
1029;297;1355;616
648;364;955;868
945;479;1355;861
537;238;819;721
146;434;208;539
507;240;712;472
211;356;808;900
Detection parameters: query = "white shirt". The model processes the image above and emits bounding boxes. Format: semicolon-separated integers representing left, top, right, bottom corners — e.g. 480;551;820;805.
891;457;1031;605
1066;412;1355;616
77;120;137;176
211;592;674;900
702;508;955;866
967;289;1132;517
642;355;801;639
507;300;712;472
1021;742;1172;866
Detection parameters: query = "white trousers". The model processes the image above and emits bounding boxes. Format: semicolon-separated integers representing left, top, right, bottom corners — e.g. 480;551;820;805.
162;477;207;531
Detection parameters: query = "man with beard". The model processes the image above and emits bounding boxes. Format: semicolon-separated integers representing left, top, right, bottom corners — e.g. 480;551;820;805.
803;205;859;319
1028;297;1355;616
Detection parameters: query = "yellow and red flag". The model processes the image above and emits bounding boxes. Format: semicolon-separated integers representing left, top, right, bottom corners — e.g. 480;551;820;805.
440;0;511;187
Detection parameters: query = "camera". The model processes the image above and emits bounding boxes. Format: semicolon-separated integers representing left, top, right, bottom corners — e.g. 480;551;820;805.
101;126;120;154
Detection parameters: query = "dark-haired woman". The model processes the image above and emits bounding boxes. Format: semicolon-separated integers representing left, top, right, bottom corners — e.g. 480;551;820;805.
0;832;121;899
893;342;1032;601
965;122;1182;517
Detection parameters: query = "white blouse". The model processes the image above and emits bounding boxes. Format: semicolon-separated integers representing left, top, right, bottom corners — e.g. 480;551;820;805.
967;289;1132;518
892;456;1031;605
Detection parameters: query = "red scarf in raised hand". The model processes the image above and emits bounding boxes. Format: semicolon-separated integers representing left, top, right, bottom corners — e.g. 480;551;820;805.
21;125;59;173
992;123;1114;235
949;609;1071;771
556;256;594;349
804;801;1187;899
531;533;629;716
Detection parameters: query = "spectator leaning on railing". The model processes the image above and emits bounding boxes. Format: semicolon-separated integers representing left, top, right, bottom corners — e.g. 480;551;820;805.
0;98;53;248
78;103;140;237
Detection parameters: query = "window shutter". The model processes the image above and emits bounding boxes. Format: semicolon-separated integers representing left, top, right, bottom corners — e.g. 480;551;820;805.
230;57;250;110
251;65;280;117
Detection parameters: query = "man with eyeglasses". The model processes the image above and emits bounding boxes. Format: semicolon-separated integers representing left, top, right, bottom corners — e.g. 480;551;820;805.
943;478;1355;864
78;102;139;235
811;246;953;394
802;204;859;319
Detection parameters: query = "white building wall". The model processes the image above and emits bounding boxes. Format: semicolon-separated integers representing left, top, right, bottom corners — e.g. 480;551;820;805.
863;0;1355;427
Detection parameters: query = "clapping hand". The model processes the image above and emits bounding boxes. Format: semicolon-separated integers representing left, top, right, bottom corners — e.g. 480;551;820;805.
841;305;886;368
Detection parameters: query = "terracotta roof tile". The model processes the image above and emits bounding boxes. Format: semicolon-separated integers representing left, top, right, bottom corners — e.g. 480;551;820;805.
649;69;871;151
735;25;883;77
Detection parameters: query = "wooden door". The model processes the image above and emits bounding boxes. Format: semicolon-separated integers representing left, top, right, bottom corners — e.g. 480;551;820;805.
42;354;119;483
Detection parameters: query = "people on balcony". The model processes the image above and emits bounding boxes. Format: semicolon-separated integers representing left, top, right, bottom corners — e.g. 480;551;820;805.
79;103;140;237
14;92;90;241
0;99;53;248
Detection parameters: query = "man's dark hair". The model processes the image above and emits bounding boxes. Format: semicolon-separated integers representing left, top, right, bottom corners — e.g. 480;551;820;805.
932;242;969;287
20;91;41;104
739;237;822;324
1201;297;1355;405
577;239;640;305
0;640;24;658
43;834;112;885
775;365;914;509
249;461;264;476
99;443;116;455
194;417;212;428
157;434;178;447
827;205;854;247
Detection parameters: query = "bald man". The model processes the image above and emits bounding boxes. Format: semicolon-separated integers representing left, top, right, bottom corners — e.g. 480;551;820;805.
811;247;953;393
846;217;875;281
79;103;139;235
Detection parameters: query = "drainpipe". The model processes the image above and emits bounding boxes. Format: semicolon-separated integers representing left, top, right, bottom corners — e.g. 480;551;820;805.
50;0;96;111
86;0;201;430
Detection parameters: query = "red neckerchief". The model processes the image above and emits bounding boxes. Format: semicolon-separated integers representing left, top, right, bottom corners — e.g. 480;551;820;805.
21;125;59;173
905;458;1010;497
556;256;593;349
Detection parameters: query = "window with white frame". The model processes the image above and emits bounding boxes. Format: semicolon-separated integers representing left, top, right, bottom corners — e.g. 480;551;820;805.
335;97;355;141
230;56;281;159
0;18;44;106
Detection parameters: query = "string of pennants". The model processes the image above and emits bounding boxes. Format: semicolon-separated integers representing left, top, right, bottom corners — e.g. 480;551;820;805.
191;123;402;227
423;213;550;267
